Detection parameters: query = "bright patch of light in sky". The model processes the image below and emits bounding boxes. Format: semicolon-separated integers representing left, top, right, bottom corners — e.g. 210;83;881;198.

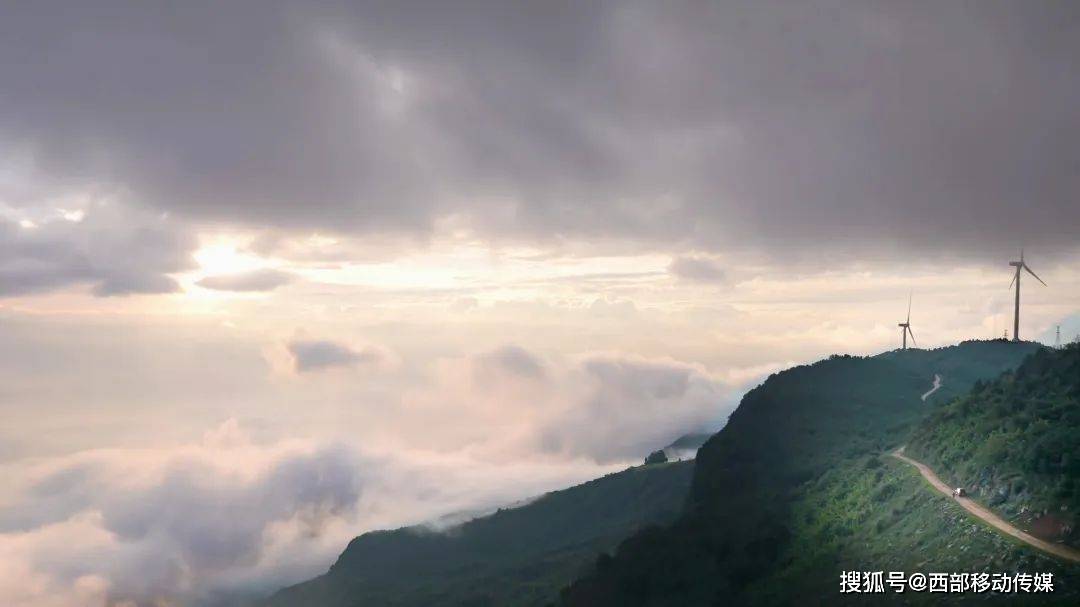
192;239;273;277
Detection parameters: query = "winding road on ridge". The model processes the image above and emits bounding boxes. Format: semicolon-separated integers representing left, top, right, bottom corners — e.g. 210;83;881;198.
891;446;1080;564
920;374;942;401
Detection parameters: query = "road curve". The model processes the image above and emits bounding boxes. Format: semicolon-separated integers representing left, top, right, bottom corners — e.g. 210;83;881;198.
920;374;942;402
891;447;1080;564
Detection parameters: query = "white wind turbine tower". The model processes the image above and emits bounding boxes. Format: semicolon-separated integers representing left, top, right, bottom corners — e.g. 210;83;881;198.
898;293;916;350
1008;249;1047;342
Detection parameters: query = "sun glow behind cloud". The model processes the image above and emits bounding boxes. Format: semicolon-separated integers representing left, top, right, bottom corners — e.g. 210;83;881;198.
12;221;1070;355
193;240;269;277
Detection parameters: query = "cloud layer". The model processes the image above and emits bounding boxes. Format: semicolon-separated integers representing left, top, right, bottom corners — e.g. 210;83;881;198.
0;343;735;607
2;1;1078;260
0;416;633;607
0;432;365;607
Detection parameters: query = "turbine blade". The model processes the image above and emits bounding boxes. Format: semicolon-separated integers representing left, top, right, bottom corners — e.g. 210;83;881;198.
1009;270;1016;290
906;292;912;323
1023;264;1047;286
907;326;916;347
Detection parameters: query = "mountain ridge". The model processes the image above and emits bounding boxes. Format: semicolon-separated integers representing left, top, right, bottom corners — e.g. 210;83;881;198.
261;340;1080;606
261;460;694;607
560;339;1080;605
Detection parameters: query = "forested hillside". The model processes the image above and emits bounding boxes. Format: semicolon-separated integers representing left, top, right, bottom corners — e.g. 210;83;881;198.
908;343;1080;550
262;460;693;607
561;340;1080;605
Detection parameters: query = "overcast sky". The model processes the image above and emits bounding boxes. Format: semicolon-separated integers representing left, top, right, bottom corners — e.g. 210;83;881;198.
1;2;1079;606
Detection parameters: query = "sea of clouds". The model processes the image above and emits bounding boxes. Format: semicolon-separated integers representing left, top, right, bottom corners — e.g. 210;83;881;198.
0;345;737;606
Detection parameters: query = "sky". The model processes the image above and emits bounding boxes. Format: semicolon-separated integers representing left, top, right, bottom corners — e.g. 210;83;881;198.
1;1;1079;605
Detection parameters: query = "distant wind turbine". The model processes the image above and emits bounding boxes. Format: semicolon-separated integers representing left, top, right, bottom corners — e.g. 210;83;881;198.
898;293;916;350
1008;249;1047;342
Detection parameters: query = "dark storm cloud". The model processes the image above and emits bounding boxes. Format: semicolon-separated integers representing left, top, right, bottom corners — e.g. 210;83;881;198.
197;269;295;292
2;1;1079;258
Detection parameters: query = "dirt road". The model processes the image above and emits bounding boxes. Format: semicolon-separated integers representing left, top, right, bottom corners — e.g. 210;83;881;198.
920;374;942;401
891;447;1080;564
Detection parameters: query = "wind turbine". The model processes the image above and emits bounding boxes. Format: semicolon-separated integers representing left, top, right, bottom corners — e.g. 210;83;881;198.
1008;249;1047;342
898;293;916;350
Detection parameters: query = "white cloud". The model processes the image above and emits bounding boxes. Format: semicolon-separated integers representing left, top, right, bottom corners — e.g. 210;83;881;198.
536;354;732;461
401;346;735;462
0;430;363;606
0;419;618;607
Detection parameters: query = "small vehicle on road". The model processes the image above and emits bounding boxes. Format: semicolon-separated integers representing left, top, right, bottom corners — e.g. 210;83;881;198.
952;487;966;498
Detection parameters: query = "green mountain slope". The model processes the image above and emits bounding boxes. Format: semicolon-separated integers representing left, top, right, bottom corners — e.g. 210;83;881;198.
907;343;1080;550
262;460;694;607
561;340;1080;605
